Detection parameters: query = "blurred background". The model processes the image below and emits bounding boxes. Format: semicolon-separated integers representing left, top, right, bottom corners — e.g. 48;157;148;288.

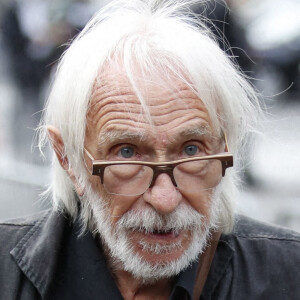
0;0;300;231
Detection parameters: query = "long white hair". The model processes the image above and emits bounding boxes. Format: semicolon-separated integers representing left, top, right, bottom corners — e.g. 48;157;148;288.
38;0;261;233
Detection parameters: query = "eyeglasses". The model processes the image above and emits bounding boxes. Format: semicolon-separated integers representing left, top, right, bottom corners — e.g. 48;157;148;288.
84;142;233;196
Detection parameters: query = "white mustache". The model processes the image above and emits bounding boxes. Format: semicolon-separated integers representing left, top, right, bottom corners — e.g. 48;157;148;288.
116;203;205;233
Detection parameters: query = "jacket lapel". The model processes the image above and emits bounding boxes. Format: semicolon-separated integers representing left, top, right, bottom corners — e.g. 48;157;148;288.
10;210;67;298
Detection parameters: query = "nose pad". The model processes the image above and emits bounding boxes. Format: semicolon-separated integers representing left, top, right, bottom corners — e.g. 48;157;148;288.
143;173;182;214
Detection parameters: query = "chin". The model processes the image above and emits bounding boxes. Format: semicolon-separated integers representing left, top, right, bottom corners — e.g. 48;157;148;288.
108;225;210;285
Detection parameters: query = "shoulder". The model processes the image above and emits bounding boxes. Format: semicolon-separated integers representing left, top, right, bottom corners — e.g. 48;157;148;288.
223;214;300;256
215;216;300;298
232;214;300;242
0;209;52;226
0;209;52;250
0;209;69;299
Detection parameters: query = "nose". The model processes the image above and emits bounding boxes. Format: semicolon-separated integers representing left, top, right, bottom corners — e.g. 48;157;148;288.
143;173;182;214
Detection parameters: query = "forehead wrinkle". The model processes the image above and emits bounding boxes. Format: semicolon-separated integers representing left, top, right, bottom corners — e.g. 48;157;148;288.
92;71;197;110
146;87;198;107
92;84;137;104
88;99;145;131
89;72;201;127
146;97;206;122
89;80;140;118
89;93;141;118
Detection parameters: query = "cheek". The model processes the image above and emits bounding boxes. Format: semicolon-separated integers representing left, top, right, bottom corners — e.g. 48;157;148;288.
181;189;213;218
96;188;140;226
86;172;139;225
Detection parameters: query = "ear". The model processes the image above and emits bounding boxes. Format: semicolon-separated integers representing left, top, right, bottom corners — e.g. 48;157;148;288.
47;126;84;196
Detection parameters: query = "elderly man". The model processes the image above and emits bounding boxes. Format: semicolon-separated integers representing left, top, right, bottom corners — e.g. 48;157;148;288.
1;0;300;299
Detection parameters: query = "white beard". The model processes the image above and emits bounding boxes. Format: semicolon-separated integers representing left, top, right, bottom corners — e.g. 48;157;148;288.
84;187;220;284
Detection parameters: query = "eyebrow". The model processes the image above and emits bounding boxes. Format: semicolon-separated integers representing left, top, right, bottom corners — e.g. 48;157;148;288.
165;124;211;144
97;129;146;149
178;125;210;138
97;123;211;150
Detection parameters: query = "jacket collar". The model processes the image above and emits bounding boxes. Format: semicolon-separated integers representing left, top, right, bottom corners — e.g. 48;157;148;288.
10;209;68;297
10;209;234;299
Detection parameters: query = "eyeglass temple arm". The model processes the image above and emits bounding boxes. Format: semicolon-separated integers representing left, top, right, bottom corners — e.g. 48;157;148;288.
224;132;230;152
84;148;104;183
221;133;233;176
84;148;94;161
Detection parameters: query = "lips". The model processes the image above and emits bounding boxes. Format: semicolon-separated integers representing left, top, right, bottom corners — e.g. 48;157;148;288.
150;229;180;238
130;227;181;241
153;229;172;234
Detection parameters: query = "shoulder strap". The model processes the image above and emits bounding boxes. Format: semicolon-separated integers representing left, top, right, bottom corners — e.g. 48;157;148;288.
192;231;221;300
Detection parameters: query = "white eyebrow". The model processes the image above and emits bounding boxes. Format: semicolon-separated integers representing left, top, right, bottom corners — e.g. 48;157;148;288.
97;123;212;150
97;129;146;148
178;125;210;138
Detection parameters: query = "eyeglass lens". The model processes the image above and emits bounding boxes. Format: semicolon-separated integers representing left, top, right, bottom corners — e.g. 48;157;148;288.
103;159;223;196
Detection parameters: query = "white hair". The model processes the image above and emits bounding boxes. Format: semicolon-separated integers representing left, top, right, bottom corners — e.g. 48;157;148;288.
38;0;261;234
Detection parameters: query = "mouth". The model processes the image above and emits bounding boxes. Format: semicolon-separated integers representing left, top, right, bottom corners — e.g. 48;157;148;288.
150;228;179;237
130;227;188;258
130;227;181;240
125;226;192;259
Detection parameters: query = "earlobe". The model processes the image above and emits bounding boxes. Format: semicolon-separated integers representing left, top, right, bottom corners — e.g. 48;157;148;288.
47;126;84;196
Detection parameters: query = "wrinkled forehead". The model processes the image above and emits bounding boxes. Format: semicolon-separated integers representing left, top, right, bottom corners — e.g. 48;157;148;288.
92;59;192;99
84;61;222;150
87;63;213;129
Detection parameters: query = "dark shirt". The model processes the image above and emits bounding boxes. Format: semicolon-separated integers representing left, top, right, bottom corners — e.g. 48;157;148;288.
0;209;300;299
47;217;198;299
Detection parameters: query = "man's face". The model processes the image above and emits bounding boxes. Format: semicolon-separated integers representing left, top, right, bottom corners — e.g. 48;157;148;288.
84;70;224;280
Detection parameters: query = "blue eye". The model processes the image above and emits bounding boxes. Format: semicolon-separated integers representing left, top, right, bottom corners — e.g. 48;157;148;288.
119;146;135;158
184;145;198;156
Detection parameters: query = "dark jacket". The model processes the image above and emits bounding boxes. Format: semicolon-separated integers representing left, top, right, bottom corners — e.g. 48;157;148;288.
1;209;300;299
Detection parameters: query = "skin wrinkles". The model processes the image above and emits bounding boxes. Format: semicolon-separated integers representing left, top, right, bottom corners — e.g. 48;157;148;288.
98;127;210;161
87;98;214;150
85;73;223;214
90;89;205;115
88;72;204;128
94;123;220;163
95;115;211;149
87;80;210;145
92;69;193;102
82;71;225;297
96;125;211;152
88;95;206;130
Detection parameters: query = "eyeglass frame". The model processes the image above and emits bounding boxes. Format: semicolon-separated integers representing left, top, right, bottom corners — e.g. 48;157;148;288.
83;136;233;190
